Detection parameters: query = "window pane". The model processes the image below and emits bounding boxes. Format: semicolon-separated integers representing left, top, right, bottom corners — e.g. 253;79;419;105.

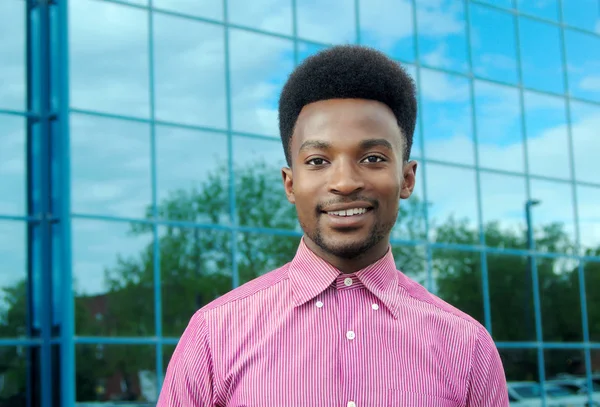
539;257;582;342
562;0;600;32
474;81;523;173
488;254;535;341
480;172;527;249
416;1;468;72
392;245;427;287
519;18;564;94
432;249;484;326
564;30;600;103
545;349;586;380
0;221;27;338
529;180;576;250
578;185;600;254
297;41;327;64
237;233;300;285
297;0;355;44
391;177;426;241
501;349;540;397
359;0;414;62
160;227;232;337
70;114;151;219
69;0;150;118
156;126;229;225
233;136;297;230
163;344;176;375
523;92;570;179
478;0;513;8
469;4;518;84
517;0;558;21
230;30;294;137
426;164;479;244
0;346;28;403
0;115;26;216
420;69;473;165
154;0;222;20
0;1;25;111
570;101;598;184
228;0;292;35
76;344;156;403
154;14;226;129
585;260;600;342
73;220;154;336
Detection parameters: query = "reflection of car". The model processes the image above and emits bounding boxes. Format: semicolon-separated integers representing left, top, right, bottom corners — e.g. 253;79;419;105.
508;381;600;406
547;378;600;404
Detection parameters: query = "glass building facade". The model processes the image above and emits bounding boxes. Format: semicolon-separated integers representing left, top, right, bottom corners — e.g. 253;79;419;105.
0;0;599;405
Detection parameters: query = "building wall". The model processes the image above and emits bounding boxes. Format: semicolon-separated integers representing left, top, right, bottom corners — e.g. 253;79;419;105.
0;0;599;405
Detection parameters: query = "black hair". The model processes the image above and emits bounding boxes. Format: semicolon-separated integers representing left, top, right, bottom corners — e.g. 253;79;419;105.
278;44;417;167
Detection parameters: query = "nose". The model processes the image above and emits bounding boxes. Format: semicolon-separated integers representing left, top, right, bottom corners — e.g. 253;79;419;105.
328;159;364;195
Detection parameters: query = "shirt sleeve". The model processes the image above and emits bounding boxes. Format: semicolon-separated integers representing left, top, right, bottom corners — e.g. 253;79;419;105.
465;325;510;406
157;311;216;407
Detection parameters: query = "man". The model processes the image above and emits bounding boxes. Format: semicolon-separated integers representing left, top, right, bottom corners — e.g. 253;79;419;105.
157;45;509;406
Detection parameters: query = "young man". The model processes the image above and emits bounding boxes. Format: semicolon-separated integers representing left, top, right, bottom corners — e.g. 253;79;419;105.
157;45;509;406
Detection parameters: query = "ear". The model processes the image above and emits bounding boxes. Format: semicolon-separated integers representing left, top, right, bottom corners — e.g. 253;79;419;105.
400;160;417;200
281;167;295;204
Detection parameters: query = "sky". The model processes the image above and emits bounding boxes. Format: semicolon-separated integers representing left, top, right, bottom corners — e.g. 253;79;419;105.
0;0;599;302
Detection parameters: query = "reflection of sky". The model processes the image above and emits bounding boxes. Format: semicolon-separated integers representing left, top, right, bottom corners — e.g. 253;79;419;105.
1;0;599;298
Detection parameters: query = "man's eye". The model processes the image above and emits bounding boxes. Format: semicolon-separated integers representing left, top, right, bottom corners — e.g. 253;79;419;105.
307;158;327;166
363;155;385;163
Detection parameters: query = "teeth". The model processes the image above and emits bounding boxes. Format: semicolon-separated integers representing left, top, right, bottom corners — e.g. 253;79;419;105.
328;208;368;217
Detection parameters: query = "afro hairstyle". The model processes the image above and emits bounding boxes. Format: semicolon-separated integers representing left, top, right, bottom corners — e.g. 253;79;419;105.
277;44;417;167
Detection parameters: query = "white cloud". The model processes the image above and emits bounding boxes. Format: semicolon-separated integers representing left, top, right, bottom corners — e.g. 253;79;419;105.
0;1;25;111
579;75;600;92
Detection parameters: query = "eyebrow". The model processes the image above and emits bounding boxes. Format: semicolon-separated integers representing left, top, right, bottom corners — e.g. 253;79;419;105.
298;138;394;154
298;140;332;154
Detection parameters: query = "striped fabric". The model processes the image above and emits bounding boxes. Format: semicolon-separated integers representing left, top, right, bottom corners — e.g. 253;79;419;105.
158;238;509;406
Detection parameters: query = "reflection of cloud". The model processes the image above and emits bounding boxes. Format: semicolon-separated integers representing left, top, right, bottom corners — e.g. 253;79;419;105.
579;75;600;91
0;116;25;215
0;1;25;111
0;221;26;308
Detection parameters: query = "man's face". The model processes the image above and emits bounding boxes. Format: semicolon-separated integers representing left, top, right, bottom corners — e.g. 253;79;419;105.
282;98;417;261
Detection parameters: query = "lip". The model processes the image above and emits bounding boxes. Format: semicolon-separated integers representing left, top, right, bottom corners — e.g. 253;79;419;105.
321;201;374;213
323;207;374;229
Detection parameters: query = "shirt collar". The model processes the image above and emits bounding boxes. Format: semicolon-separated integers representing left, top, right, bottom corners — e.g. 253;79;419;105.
288;238;401;319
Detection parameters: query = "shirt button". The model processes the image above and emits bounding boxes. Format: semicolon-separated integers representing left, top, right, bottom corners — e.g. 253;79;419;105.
372;303;379;310
315;301;324;308
347;402;356;407
346;330;356;340
344;278;353;286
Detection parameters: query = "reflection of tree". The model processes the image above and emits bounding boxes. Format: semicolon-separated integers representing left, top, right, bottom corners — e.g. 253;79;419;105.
0;160;598;400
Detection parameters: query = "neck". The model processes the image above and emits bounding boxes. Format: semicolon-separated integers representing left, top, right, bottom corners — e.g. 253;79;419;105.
303;238;390;274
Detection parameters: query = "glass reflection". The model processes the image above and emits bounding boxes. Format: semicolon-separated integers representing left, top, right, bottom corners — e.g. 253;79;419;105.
233;136;296;230
517;0;558;21
539;257;582;342
562;0;600;32
229;29;294;137
70;114;151;218
359;0;414;62
545;349;586;382
523;92;570;179
76;344;156;403
297;0;355;45
0;115;25;216
160;227;232;337
480;172;527;249
529;179;577;250
416;0;468;72
426;163;479;244
73;219;154;336
488;254;535;342
585;260;600;342
297;41;327;64
570;101;599;185
153;14;226;129
469;3;517;84
577;185;600;254
237;233;301;284
0;221;27;338
564;30;600;103
0;346;28;406
392;245;426;287
156;126;229;224
501;349;541;403
69;0;150;118
153;0;222;20
228;0;292;35
474;81;523;173
420;69;473;165
432;249;484;326
0;1;25;111
391;177;426;242
519;18;564;94
163;345;176;375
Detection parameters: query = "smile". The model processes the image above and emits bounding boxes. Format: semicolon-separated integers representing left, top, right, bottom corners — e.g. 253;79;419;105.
326;208;369;217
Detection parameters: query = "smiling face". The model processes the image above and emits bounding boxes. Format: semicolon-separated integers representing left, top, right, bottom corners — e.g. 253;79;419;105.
282;98;417;272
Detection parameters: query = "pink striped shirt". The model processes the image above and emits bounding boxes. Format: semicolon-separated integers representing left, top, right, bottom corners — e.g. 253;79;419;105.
158;239;509;406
